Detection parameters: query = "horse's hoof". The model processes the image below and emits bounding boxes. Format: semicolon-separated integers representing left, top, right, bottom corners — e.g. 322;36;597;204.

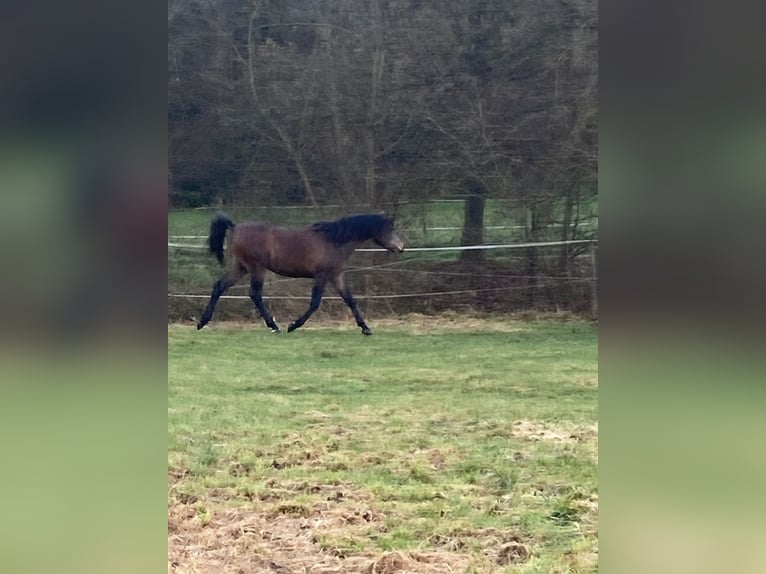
197;322;205;330
287;323;297;333
271;328;281;334
361;327;372;336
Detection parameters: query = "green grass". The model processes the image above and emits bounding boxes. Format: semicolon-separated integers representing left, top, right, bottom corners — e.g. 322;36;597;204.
168;319;598;572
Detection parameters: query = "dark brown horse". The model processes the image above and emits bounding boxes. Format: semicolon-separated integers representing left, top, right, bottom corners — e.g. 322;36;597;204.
197;212;404;335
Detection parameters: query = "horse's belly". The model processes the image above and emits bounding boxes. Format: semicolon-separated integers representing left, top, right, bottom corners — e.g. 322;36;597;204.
269;263;315;278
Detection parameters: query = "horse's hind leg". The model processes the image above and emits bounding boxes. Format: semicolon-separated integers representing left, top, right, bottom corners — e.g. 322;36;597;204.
333;274;372;335
249;274;280;333
197;266;246;330
287;279;326;333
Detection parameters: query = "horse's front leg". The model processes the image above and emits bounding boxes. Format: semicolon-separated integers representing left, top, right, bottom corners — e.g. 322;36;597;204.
333;273;372;335
287;279;326;333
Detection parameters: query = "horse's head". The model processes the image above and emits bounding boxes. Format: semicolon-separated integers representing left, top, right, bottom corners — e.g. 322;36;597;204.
374;216;405;253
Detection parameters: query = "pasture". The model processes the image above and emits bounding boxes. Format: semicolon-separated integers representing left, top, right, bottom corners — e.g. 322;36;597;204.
168;317;598;573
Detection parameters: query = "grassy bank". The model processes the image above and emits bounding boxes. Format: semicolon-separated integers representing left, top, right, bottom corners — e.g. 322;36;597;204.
168;318;598;572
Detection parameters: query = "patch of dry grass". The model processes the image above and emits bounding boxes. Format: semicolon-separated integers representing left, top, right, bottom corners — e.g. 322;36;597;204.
168;502;476;573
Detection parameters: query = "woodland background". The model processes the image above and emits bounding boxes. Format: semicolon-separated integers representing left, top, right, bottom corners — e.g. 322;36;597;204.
167;0;598;319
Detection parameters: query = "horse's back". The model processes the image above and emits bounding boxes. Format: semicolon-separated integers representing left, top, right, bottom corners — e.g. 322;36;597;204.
230;221;271;251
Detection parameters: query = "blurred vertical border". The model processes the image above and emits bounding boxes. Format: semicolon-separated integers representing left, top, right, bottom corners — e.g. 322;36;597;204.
3;0;766;572
0;1;166;573
601;1;766;572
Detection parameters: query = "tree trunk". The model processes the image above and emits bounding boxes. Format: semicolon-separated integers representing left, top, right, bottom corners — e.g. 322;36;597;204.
247;9;318;208
460;188;486;264
327;61;353;202
365;0;385;205
526;204;539;307
558;184;576;275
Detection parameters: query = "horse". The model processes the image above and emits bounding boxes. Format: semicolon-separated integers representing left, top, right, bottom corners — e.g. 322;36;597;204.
196;212;405;335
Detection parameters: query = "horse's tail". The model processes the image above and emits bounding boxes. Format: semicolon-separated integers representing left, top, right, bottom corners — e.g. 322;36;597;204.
208;212;236;264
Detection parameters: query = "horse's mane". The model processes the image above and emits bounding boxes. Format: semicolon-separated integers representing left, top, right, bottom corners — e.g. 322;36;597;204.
310;213;392;245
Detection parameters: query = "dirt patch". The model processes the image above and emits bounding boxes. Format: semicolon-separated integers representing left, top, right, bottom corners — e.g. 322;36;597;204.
362;551;472;574
169;466;191;484
427;527;532;566
182;313;534;335
168;503;473;573
367;313;531;335
495;541;531;565
512;420;598;444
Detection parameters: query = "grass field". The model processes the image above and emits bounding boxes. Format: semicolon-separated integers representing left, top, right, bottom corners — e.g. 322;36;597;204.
168;317;598;573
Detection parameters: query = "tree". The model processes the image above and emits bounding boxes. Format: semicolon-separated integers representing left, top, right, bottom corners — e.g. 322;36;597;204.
167;0;598;233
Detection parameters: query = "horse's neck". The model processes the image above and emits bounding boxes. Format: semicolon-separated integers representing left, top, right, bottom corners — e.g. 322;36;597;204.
338;241;361;257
